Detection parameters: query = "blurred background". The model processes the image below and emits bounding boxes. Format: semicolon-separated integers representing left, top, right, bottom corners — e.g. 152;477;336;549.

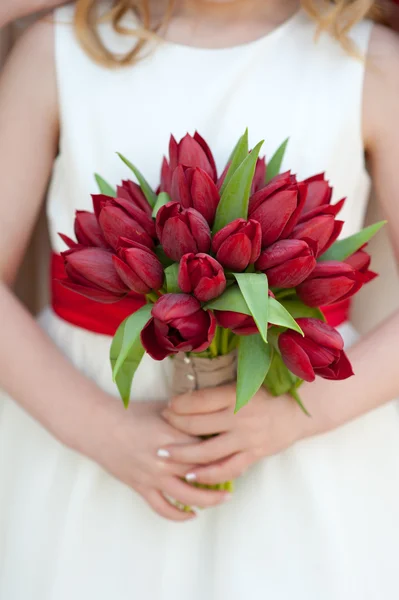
0;15;398;333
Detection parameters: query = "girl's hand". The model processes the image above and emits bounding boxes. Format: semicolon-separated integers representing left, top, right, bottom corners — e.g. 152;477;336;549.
0;0;67;27
160;386;304;485
76;398;232;522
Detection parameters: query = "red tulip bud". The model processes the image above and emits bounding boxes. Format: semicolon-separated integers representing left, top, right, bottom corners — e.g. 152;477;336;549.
297;261;364;306
116;179;152;217
112;241;164;294
73;211;108;248
212;218;261;271
301;173;333;216
61;247;128;303
156;202;211;261
178;253;226;302
214;310;257;336
161;132;217;193
279;318;353;382
345;247;377;284
290;209;343;258
252;157;267;194
141;293;216;360
171;166;220;225
93;195;155;251
248;172;307;247
256;239;316;288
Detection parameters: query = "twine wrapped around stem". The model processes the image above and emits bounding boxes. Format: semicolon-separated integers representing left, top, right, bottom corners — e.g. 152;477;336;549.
171;350;238;503
171;351;238;397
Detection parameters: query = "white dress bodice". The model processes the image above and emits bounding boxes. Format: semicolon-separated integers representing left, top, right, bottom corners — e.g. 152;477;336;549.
48;5;372;253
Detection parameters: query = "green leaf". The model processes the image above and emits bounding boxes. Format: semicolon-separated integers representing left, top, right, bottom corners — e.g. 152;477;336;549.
117;153;157;208
289;387;310;417
318;221;386;262
213;141;264;234
220;129;249;195
154;246;174;269
204;285;251;314
111;304;153;406
94;174;116;197
165;263;180;293
265;138;289;183
234;273;269;343
268;297;304;335
280;298;326;321
152;192;171;218
264;350;300;396
236;334;272;412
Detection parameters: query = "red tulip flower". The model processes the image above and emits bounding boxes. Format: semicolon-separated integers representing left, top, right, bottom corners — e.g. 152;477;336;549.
300;173;333;215
214;310;258;336
251;157;267;194
248;171;307;247
171;166;220;225
279;318;354;382
212;218;261;271
116;179;153;217
141;294;216;360
345;247;377;283
297;261;365;306
59;210;108;249
156;202;211;261
161;132;217;193
61;247;128;303
256;239;316;288
290;201;344;258
112;240;164;295
178;253;226;302
93;194;155;250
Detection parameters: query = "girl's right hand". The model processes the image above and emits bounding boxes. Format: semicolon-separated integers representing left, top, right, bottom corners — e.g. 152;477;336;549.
74;398;232;522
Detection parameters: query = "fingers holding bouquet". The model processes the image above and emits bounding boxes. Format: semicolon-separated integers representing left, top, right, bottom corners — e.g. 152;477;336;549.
160;385;300;486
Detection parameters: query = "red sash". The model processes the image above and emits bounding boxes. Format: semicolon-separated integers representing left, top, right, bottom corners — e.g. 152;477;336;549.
51;253;350;336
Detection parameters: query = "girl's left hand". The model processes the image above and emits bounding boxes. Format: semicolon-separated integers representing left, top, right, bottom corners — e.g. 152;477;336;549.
160;385;305;485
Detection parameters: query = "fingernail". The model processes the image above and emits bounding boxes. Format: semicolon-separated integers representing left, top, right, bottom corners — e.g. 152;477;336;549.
157;449;170;458
185;472;197;482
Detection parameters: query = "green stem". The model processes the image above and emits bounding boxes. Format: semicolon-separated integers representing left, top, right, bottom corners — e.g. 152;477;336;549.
220;328;230;355
146;292;159;303
274;289;297;301
209;329;219;358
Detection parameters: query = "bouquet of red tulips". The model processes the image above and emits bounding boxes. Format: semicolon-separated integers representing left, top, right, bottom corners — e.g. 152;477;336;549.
59;130;383;416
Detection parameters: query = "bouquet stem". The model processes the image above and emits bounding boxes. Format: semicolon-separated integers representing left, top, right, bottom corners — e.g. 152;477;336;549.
171;344;237;511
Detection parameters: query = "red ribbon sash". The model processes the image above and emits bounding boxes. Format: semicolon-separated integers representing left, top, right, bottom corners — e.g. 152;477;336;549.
51;253;350;336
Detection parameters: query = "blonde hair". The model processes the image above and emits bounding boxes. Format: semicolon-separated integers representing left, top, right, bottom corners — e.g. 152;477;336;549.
74;0;388;66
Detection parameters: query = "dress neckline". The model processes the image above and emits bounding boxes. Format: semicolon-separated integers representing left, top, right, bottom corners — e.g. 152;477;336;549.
159;9;303;53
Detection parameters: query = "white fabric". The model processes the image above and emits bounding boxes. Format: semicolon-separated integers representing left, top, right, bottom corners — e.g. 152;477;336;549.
2;6;399;599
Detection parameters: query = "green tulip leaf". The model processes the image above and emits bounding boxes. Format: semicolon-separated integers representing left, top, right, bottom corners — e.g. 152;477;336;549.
236;334;272;412
318;221;386;262
265;138;289;183
154;246;174;269
268;297;304;335
117;152;157;208
204;285;251;315
289;387;310;417
152;192;171;218
111;304;153;407
280;298;326;321
165;263;180;293
220;129;249;195
234;273;269;343
213;140;264;234
94;174;116;197
263;350;299;396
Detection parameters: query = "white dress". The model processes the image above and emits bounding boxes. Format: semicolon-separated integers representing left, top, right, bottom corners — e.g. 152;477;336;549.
1;6;399;599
